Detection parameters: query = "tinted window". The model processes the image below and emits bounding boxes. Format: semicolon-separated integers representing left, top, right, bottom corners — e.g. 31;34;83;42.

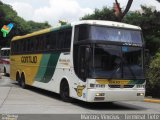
75;25;89;41
11;27;72;54
50;32;57;50
75;25;143;45
64;30;72;48
58;31;65;49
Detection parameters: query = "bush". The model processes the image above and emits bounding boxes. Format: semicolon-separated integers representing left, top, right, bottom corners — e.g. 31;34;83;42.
146;52;160;97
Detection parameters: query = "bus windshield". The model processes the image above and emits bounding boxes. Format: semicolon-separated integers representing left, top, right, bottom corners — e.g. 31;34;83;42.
77;25;142;45
91;44;144;79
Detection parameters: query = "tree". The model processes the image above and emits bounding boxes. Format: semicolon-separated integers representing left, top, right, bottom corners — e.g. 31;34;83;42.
82;0;133;21
27;21;50;32
114;0;133;21
0;1;51;47
81;6;117;21
82;0;134;21
83;5;159;55
124;6;160;55
146;51;160;97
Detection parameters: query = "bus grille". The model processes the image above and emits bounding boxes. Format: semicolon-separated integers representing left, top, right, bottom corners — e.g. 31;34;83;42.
108;85;134;88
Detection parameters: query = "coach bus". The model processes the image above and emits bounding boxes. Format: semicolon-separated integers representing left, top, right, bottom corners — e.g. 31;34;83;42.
10;20;145;102
0;47;10;75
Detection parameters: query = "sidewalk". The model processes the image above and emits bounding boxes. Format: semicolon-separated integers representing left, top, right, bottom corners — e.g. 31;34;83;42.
144;97;160;103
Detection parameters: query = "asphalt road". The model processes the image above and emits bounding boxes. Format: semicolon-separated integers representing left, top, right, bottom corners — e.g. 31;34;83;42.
0;75;160;119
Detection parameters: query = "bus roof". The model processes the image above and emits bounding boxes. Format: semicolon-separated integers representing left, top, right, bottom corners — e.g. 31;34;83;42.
12;24;71;41
71;20;141;30
12;20;141;41
1;47;10;50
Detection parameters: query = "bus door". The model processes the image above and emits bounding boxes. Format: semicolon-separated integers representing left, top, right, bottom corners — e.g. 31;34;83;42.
77;45;91;80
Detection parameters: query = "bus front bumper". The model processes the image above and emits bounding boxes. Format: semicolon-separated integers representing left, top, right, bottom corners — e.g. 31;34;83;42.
86;89;145;102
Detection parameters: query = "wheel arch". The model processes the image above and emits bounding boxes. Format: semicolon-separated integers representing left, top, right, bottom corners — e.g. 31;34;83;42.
59;77;70;94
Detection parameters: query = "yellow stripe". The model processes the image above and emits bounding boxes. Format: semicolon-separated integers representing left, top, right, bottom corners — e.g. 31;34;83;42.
12;28;51;41
96;79;129;85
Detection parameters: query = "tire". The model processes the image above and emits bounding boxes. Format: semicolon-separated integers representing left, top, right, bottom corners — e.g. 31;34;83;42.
60;80;73;102
20;74;26;89
4;67;6;75
16;73;21;86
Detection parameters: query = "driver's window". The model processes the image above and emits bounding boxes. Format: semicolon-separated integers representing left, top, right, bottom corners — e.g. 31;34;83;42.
78;46;86;79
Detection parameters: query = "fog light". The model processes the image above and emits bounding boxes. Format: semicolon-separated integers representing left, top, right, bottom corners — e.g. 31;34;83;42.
137;93;144;96
96;93;105;96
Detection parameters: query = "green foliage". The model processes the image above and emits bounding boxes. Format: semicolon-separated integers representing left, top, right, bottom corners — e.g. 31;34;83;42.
27;21;50;32
0;1;51;47
146;51;160;97
124;6;160;55
124;6;160;98
81;6;117;21
82;5;160;55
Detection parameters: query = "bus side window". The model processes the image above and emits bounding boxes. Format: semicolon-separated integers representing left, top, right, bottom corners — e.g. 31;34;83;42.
32;37;36;52
43;35;46;51
37;35;46;51
27;40;31;52
25;40;28;53
22;40;25;52
17;41;21;53
64;30;72;49
36;36;42;51
13;42;16;53
30;39;34;52
46;34;50;50
34;37;39;52
16;42;19;53
17;40;22;53
58;31;65;50
50;32;57;50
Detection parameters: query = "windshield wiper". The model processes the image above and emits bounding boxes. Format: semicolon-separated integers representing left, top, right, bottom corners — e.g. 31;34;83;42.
108;67;121;80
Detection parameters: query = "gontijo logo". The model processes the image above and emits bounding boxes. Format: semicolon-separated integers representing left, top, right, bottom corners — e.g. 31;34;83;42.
1;23;13;37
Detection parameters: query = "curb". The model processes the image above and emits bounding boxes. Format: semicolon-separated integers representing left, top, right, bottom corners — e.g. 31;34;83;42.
144;99;160;103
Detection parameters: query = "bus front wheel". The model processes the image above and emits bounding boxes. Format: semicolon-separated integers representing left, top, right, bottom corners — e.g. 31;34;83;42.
60;80;73;102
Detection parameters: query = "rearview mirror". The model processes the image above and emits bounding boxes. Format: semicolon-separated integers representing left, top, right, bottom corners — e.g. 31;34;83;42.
85;47;91;62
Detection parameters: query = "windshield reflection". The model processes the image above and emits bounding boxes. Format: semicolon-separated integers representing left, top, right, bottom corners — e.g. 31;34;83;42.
91;44;144;79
